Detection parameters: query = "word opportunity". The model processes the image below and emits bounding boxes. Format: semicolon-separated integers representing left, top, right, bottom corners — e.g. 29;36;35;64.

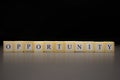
3;41;115;53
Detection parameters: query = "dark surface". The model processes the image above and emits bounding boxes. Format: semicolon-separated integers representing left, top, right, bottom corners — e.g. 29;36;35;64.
0;46;120;80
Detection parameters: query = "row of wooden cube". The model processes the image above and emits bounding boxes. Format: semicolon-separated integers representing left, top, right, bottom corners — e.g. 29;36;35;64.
3;41;115;53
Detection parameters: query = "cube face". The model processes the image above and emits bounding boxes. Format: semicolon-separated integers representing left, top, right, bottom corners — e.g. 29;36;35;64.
84;41;95;53
74;41;85;53
65;41;75;53
54;41;65;53
3;41;14;53
34;41;44;53
14;41;24;52
43;41;54;53
23;41;34;53
94;42;104;53
103;42;115;53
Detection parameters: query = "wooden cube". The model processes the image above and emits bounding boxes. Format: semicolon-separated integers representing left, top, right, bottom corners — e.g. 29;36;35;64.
13;41;24;53
65;41;75;53
23;41;34;53
34;41;44;53
103;41;115;53
84;41;95;53
3;41;14;53
94;42;104;53
54;41;65;53
43;41;54;53
74;41;85;53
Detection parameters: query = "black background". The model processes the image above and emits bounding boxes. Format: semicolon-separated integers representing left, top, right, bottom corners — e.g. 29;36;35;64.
0;0;120;45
